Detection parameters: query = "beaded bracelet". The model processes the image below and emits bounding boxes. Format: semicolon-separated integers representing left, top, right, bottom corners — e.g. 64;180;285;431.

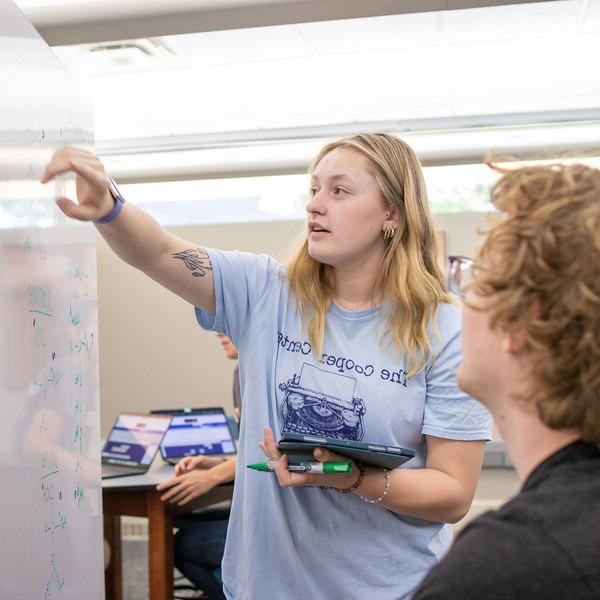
334;461;365;494
359;467;391;504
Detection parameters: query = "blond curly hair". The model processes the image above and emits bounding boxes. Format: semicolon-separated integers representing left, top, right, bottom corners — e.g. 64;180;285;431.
473;163;600;446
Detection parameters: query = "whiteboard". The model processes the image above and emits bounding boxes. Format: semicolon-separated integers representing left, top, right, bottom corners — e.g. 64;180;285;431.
0;1;104;598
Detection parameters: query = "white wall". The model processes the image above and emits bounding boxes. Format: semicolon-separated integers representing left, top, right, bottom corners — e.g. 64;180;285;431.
97;212;492;435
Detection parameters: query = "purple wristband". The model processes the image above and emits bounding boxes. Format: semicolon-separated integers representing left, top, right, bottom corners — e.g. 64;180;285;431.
96;179;125;224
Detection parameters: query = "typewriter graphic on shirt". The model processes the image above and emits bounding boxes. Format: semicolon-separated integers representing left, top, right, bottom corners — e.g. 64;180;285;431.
279;363;366;441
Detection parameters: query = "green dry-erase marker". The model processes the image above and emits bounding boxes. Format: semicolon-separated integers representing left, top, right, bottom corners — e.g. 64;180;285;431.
247;460;352;474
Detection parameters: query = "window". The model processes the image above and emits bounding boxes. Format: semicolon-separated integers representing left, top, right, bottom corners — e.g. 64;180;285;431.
117;156;600;226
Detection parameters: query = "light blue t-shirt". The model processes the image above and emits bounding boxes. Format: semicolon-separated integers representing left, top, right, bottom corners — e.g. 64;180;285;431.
195;249;492;600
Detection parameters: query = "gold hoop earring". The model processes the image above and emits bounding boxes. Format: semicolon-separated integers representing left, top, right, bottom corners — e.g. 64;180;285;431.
383;225;395;240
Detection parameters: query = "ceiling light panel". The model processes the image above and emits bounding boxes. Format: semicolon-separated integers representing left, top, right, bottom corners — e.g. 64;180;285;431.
83;69;256;137
446;37;568;114
323;47;454;120
46;0;600;144
560;34;600;105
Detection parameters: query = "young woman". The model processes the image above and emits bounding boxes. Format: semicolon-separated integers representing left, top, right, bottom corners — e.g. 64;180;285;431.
43;133;491;599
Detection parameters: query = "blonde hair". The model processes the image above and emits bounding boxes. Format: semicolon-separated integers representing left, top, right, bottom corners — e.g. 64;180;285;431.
473;163;600;446
288;133;450;375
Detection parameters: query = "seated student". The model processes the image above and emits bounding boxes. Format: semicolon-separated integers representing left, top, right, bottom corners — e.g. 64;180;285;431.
157;333;240;600
414;163;600;599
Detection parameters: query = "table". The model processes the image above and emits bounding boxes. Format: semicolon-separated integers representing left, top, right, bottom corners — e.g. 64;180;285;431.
103;460;233;600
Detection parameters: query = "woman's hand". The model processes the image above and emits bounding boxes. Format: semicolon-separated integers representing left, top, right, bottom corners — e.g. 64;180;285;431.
41;146;115;221
157;469;220;506
175;455;224;476
258;427;360;490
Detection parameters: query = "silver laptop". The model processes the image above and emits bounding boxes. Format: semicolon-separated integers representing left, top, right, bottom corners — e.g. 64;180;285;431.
101;412;172;479
151;407;237;465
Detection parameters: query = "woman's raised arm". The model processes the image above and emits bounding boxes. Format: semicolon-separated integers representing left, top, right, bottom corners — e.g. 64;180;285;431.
42;147;216;314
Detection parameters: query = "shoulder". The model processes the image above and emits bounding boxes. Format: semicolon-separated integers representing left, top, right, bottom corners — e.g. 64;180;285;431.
413;507;561;599
416;478;600;600
206;248;287;289
207;248;284;273
425;302;462;361
433;301;462;335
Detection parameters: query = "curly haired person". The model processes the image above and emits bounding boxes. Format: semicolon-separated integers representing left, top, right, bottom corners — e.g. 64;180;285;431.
415;163;600;600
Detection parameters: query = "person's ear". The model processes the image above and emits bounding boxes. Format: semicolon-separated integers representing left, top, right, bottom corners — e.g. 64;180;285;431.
503;297;540;355
384;206;401;228
503;322;534;356
502;333;522;355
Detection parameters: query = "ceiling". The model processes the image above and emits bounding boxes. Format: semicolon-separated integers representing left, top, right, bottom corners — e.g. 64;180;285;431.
11;0;600;180
17;0;554;45
38;1;599;143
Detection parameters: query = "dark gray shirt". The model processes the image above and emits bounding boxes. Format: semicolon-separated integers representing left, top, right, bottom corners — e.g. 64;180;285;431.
414;440;600;600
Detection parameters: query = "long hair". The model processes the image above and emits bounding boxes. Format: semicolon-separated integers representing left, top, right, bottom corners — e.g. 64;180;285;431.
288;133;451;375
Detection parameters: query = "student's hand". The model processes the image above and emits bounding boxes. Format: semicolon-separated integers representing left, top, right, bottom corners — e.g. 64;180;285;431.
258;427;360;491
157;470;220;506
175;455;224;476
41;147;115;221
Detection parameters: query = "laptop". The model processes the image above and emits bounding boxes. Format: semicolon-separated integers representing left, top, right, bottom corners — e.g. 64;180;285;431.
150;407;237;465
101;412;172;479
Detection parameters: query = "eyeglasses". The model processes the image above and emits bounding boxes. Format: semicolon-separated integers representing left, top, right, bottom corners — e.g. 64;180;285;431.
446;255;475;298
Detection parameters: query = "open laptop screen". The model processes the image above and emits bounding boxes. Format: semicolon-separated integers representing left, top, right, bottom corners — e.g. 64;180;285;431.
152;408;236;459
101;413;172;467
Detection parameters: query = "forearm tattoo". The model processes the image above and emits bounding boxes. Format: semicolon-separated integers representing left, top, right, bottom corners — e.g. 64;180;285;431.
172;247;213;278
